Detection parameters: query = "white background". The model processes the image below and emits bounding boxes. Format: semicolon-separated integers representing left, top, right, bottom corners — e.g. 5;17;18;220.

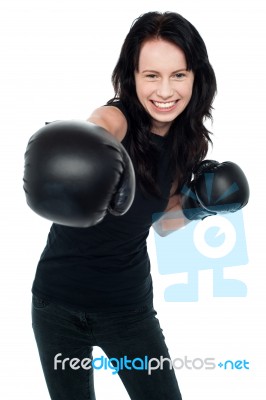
0;0;265;399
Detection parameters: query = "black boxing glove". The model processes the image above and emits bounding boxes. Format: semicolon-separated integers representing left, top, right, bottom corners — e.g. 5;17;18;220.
181;160;250;220
23;120;135;227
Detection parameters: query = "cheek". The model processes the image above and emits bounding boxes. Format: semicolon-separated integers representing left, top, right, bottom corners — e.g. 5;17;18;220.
182;83;194;103
187;88;194;103
135;79;143;99
136;84;150;103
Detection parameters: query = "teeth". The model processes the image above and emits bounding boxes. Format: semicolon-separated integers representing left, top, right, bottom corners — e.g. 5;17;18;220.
153;101;176;109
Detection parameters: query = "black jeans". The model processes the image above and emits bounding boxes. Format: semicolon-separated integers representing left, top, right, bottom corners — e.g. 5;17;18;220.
32;294;182;400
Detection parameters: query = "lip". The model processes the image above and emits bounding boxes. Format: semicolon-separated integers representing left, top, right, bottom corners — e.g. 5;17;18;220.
150;100;179;112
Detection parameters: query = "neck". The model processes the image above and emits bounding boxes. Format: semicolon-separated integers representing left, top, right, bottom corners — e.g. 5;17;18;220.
151;120;171;136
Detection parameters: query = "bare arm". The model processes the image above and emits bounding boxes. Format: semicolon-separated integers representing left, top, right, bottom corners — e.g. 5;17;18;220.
87;105;127;142
152;193;191;237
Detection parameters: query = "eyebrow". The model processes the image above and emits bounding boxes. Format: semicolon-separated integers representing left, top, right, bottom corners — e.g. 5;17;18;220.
141;68;188;74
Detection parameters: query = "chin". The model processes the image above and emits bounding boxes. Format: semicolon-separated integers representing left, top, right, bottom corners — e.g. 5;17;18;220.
150;110;183;123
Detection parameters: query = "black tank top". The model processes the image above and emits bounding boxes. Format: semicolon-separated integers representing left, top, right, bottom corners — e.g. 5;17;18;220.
31;101;173;311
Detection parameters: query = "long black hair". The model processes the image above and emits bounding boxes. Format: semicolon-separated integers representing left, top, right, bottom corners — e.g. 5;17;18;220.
108;11;217;197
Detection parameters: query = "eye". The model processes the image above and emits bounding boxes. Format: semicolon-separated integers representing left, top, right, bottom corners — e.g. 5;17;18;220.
145;74;157;79
174;73;186;79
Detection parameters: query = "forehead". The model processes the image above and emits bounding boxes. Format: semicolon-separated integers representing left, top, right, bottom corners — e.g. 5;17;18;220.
137;39;187;70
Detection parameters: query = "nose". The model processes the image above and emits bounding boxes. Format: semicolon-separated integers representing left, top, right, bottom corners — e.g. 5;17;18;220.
156;78;174;99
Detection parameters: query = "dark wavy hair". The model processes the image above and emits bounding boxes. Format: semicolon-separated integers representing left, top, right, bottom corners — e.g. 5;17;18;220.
108;11;217;197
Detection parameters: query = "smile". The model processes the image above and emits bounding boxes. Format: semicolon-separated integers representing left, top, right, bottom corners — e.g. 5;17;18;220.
151;100;178;110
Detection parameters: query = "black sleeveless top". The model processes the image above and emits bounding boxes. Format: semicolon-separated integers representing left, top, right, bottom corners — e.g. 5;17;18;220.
31;101;173;311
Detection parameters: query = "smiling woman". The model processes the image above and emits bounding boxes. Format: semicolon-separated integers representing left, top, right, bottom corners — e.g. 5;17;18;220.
134;39;194;136
25;10;249;400
109;11;217;199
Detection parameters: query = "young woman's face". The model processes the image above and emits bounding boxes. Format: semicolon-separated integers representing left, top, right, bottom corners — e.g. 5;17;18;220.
134;39;194;136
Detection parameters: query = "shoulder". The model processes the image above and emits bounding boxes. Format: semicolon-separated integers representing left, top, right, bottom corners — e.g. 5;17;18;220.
87;104;128;142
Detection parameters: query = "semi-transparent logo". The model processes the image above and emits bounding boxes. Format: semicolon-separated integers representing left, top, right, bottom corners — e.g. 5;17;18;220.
153;210;248;302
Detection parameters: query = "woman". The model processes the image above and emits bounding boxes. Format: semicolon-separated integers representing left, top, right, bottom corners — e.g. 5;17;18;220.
27;11;248;400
